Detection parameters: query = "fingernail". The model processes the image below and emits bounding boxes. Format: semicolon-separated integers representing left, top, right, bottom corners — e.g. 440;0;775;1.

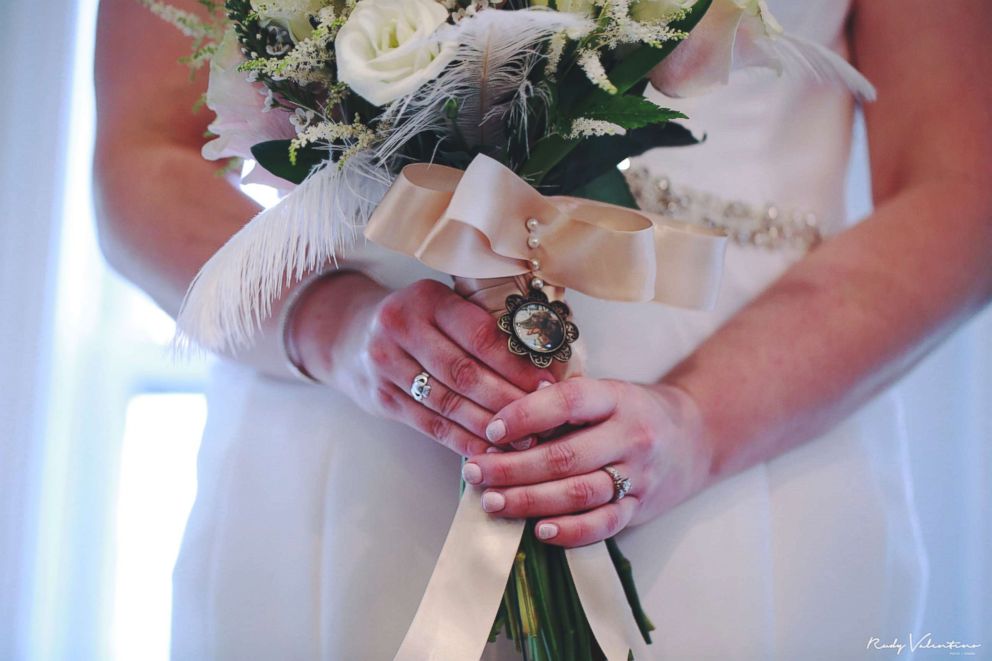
481;491;506;513
462;462;483;485
537;380;553;390
511;436;535;451
537;523;559;540
485;446;503;454
486;419;506;442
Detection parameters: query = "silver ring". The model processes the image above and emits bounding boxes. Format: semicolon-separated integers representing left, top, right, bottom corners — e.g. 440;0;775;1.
602;466;632;502
410;371;432;403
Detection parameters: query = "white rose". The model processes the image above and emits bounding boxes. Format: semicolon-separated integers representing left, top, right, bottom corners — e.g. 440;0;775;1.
335;0;458;107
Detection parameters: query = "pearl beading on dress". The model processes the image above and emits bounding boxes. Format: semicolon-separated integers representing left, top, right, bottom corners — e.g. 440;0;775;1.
624;166;823;252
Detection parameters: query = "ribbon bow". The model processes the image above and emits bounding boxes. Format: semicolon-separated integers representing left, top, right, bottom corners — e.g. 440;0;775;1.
365;154;727;310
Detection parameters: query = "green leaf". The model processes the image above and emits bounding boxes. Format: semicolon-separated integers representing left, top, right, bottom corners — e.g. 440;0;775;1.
570;167;638;209
520;0;712;187
595;0;713;99
542;122;699;195
250;140;327;185
577;95;686;130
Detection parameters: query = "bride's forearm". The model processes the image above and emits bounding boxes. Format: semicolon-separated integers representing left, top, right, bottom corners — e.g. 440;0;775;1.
662;178;992;483
94;140;331;379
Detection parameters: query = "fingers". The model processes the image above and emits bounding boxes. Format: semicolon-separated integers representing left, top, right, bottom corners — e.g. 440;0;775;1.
480;468;623;519
375;280;536;414
405;329;528;414
532;496;640;548
375;382;492;458
376;341;495;439
463;423;624;487
486;379;619;446
432;291;555;392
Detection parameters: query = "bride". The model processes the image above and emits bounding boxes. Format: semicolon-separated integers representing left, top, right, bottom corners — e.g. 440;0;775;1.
94;0;991;658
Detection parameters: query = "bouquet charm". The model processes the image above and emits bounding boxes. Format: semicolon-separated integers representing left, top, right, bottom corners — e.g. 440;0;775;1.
498;216;580;369
144;0;876;658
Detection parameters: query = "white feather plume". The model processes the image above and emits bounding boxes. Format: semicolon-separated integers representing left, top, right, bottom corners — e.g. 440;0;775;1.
375;9;592;164
760;33;877;102
175;154;393;352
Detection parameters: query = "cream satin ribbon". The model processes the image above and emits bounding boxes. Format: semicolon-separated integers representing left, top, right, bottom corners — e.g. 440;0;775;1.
370;155;726;661
365;154;727;310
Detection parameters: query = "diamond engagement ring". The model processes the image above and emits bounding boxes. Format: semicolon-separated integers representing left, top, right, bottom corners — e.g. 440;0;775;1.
410;372;432;403
602;466;632;502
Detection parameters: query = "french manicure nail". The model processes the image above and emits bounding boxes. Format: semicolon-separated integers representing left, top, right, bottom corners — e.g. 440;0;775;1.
511;436;535;451
537;523;559;540
486;446;503;454
462;462;483;485
537;380;553;390
481;491;506;513
486;419;507;442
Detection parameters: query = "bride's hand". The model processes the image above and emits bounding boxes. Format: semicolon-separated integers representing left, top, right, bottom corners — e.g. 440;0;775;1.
294;274;554;457
459;378;714;547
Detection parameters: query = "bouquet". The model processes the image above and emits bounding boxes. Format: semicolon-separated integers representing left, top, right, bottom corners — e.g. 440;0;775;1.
142;0;874;658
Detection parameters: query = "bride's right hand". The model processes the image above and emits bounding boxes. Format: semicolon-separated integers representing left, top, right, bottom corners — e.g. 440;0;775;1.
292;273;555;457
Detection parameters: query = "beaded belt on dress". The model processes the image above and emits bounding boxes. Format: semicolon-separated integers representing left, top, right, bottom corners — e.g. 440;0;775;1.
624;166;823;252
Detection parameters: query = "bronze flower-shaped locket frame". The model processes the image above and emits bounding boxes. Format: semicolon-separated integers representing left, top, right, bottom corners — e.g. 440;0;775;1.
497;289;579;368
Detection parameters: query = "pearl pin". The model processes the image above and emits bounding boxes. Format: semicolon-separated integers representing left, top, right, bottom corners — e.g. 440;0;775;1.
526;218;540;231
527;236;541;249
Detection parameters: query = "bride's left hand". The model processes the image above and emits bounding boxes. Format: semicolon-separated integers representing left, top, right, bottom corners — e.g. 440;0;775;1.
460;378;715;548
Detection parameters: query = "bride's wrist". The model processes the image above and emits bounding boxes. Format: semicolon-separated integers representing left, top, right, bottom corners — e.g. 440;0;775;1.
287;270;388;386
651;379;722;491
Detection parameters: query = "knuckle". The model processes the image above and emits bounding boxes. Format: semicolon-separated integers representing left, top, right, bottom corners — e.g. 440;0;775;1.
436;387;463;418
409;278;445;301
603;508;623;536
376;296;407;336
544;442;578;478
448;354;481;393
557;381;585;416
489;460;515;485
566;478;599;510
374;384;398;412
629;419;657;454
570;519;591;545
469;321;501;358
427;415;453;444
366;338;392;370
517;488;538;513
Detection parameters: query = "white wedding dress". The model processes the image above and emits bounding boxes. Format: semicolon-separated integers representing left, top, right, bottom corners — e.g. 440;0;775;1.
171;1;928;658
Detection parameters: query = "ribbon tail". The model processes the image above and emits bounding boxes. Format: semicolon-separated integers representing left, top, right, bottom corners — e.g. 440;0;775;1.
567;543;651;661
394;485;524;661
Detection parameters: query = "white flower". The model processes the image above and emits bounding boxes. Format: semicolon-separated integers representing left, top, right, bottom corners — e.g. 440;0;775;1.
567;118;627;139
202;30;298;189
335;0;458;107
648;0;783;97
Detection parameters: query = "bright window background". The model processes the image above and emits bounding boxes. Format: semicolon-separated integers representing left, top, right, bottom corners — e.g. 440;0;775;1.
38;0;210;658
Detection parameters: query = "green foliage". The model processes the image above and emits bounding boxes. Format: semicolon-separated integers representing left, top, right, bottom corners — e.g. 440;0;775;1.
541;121;699;195
250;140;326;185
570;167;639;209
578;95;686;130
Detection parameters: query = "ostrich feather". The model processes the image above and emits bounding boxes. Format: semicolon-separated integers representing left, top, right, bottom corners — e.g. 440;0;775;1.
759;33;877;102
175;154;393;352
375;9;592;164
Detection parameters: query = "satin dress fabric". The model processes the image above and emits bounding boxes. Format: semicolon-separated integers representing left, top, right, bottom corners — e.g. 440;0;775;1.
171;1;928;658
